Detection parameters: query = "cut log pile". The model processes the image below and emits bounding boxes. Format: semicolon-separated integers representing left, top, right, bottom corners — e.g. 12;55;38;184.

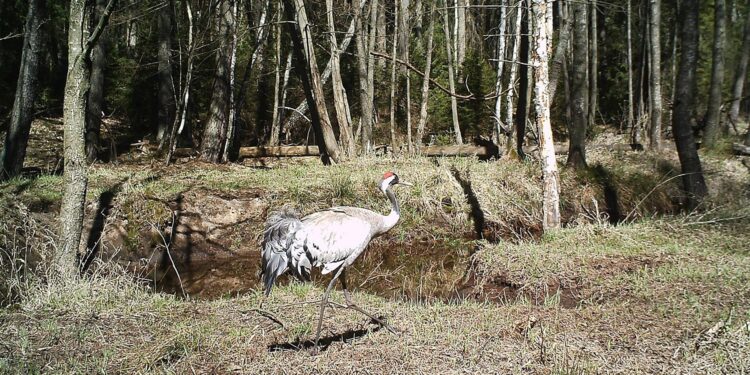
171;143;642;159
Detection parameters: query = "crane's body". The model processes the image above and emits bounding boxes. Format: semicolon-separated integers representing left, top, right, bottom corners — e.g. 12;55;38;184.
260;171;409;347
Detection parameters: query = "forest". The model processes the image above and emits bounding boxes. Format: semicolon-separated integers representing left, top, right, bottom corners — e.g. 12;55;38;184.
0;0;749;372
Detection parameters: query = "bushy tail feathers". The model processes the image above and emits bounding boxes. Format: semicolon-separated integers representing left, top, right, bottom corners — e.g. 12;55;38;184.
261;206;302;296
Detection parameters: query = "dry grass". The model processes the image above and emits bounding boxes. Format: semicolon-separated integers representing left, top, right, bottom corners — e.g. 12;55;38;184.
1;132;750;373
1;218;748;373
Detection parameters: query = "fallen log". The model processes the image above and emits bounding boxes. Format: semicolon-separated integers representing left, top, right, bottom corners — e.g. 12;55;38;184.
733;143;750;155
421;144;489;156
172;145;494;158
172;145;321;158
172;142;640;159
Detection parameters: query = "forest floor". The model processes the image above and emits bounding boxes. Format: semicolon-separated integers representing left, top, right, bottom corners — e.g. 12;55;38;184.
1;124;750;373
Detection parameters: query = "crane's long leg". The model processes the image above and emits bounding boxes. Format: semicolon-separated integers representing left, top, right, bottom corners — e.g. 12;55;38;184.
314;266;344;348
341;269;398;334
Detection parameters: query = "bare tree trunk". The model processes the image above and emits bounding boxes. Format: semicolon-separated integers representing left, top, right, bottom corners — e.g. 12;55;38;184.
284;0;342;164
278;52;294;144
632;5;648;147
455;0;466;69
390;3;399;151
442;0;463;144
282;0;366;141
165;0;195;164
233;0;271;156
416;3;435;147
377;1;387;69
366;0;378;150
731;4;750;127
627;0;634;133
403;2;413;153
493;0;507;145
222;0;239;162
588;0;598;128
60;0;115;278
415;0;424;39
673;0;708;208
648;0;663;150
200;0;235;162
532;0;560;230
513;0;530;159
704;0;727;148
326;0;355;157
355;0;375;154
506;0;523;157
1;0;45;181
85;0;110;162
567;0;588;168
156;0;175;144
548;0;571;101
269;5;283;147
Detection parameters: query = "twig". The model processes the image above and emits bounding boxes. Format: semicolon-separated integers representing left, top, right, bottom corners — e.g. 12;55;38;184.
0;32;22;41
246;308;286;329
623;172;694;222
82;0;118;60
151;212;186;298
279;106;312;123
370;51;508;101
682;215;750;226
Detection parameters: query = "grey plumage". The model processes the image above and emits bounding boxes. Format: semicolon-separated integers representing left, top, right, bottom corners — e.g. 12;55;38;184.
260;172;408;297
261;206;303;295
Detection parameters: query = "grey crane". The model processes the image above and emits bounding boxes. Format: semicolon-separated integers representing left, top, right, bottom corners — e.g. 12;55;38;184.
261;171;411;346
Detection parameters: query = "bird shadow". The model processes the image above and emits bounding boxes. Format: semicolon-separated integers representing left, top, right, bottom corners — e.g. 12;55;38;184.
268;324;383;353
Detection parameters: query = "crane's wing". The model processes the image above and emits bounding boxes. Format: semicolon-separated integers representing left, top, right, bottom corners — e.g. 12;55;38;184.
297;207;379;274
261;207;303;295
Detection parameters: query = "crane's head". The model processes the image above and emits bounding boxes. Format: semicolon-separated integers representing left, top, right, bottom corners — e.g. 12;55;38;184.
380;171;412;192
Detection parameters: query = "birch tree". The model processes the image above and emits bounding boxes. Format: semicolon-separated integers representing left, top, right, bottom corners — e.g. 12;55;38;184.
506;0;524;157
416;3;435;146
648;0;662;150
531;0;560;230
442;0;463;144
493;0;507;145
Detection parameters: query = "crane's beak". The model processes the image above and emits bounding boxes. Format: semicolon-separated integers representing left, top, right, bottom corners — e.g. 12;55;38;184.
398;181;414;187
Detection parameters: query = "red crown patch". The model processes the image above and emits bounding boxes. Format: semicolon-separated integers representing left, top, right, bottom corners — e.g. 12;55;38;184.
383;171;395;179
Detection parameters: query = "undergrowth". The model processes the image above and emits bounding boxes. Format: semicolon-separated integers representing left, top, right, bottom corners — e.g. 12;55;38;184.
1;135;749;373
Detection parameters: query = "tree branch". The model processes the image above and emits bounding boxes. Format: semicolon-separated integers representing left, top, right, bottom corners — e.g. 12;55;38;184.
83;0;117;60
370;51;505;100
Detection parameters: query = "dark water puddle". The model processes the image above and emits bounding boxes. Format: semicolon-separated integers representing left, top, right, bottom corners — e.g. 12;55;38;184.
142;237;581;308
145;237;476;302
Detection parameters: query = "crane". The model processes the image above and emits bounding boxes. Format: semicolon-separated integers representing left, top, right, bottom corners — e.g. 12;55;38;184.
261;171;411;347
